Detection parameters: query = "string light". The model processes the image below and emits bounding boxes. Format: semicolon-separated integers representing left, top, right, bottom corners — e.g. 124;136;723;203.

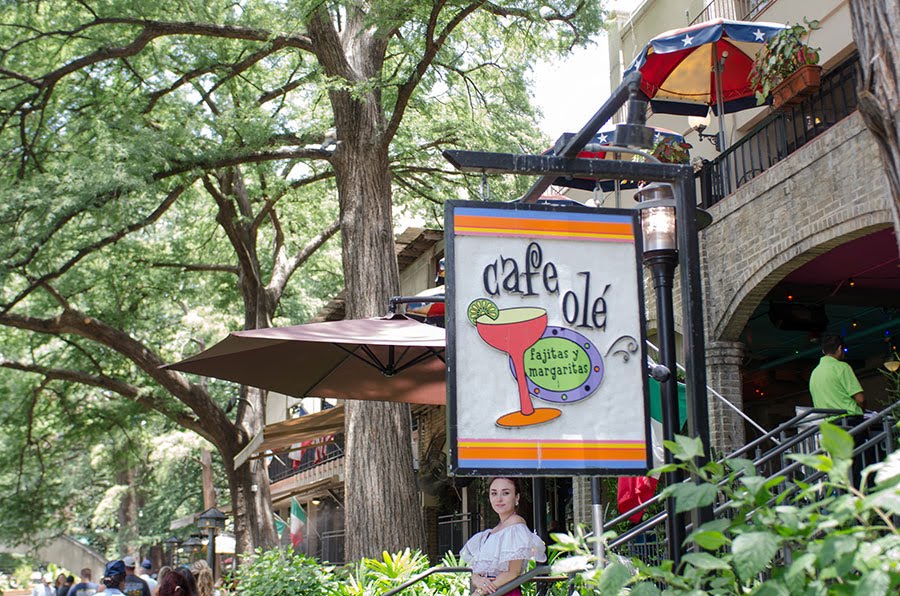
848;277;856;288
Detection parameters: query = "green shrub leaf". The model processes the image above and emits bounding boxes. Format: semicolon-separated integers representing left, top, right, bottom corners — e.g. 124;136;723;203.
820;422;854;460
597;562;631;595
732;532;779;581
683;552;730;571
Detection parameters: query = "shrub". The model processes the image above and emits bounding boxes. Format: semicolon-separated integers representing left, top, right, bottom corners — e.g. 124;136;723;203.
551;425;900;594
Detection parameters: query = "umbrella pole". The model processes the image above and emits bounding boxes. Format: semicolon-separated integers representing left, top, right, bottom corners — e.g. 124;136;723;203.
714;52;730;190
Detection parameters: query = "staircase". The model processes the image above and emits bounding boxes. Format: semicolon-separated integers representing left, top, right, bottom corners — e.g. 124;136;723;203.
607;400;900;565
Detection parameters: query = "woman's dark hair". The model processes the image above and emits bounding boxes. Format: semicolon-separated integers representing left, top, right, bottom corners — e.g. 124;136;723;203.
102;573;125;589
488;476;521;496
158;568;198;596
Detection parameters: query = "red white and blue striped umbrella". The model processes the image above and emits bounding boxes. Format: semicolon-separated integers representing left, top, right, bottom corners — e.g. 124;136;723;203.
626;18;787;155
625;18;786;118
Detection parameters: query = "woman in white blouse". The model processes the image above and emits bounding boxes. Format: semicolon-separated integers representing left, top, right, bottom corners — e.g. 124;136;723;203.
460;477;547;596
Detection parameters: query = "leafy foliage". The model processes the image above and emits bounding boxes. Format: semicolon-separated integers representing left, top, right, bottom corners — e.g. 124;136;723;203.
550;427;900;594
229;547;471;595
0;0;608;553
750;19;822;104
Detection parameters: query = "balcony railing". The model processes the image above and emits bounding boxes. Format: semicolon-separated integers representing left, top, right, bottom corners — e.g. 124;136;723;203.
267;433;345;484
437;512;472;557
319;529;345;564
690;0;771;25
698;55;859;208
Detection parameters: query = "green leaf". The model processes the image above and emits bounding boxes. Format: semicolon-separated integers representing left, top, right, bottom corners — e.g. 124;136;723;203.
726;457;756;477
691;530;730;551
673;434;705;462
787;453;833;472
671;482;718;513
864;487;900;515
597;562;631;596
820;422;854;460
751;580;791;596
732;532;779;581
682;552;731;571
628;583;662;596
854;570;891;596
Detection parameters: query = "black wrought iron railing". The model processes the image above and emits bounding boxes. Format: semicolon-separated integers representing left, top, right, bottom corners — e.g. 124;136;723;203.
690;0;771;25
267;433;345;484
437;512;472;558
607;402;898;566
319;529;345;564
698;56;859;208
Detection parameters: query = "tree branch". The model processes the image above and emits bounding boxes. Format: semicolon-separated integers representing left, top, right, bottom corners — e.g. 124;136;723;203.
267;218;340;303
1;183;190;314
384;1;485;145
0;359;208;439
146;262;240;274
156;148;333;180
0;307;232;445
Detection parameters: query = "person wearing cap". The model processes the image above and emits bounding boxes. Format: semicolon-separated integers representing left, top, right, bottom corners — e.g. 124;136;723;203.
121;557;150;596
30;573;53;596
101;560;127;595
67;568;99;596
138;560;157;593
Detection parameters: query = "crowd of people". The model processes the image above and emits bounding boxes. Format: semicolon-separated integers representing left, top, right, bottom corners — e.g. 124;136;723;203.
31;557;221;596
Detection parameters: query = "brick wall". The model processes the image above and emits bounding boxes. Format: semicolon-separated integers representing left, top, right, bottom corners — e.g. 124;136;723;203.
702;112;893;343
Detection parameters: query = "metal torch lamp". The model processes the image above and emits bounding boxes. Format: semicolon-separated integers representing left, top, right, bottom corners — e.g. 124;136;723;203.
197;507;227;576
636;183;712;567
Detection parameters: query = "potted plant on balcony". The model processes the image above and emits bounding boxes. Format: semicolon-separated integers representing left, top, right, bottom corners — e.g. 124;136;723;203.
650;135;692;164
750;19;822;110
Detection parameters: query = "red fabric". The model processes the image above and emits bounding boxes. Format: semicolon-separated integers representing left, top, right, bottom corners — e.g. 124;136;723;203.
617;476;659;524
313;434;335;463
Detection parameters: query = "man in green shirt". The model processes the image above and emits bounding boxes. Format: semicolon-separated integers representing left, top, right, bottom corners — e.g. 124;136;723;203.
809;335;866;487
809;335;865;416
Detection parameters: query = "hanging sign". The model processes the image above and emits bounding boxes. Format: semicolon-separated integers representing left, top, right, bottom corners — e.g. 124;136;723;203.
445;200;651;476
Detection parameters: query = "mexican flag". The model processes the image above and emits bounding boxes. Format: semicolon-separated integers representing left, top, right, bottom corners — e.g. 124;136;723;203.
290;497;306;548
617;378;688;523
274;513;287;537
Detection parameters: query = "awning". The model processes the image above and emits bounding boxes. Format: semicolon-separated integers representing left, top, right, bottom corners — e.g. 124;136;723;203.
234;406;345;469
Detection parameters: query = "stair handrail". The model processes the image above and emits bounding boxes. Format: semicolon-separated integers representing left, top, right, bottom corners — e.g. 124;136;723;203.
381;566;469;596
604;407;845;530
380;564;555;596
608;402;899;553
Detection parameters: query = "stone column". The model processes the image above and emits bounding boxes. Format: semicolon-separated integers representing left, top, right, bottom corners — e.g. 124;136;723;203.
572;477;593;532
705;340;746;456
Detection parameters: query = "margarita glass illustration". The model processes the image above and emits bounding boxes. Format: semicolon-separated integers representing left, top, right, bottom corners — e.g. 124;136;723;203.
468;299;562;427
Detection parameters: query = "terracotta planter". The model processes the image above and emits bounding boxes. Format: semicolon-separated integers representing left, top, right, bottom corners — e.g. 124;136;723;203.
772;64;822;110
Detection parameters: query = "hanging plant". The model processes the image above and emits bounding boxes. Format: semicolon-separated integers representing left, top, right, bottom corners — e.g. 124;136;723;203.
650;136;692;164
750;19;821;106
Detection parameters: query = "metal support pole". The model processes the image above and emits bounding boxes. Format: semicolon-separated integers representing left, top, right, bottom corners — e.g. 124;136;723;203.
674;171;713;529
645;252;685;568
520;71;643;203
207;528;216;576
532;478;547;542
590;477;605;568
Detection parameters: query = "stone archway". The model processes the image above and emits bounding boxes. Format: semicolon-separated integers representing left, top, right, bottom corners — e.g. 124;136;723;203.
698;112;895;452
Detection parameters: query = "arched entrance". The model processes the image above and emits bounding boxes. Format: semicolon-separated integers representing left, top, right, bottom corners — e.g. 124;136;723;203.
736;227;900;431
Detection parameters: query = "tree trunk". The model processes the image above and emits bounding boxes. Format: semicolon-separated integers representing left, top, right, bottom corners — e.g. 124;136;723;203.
333;112;425;560
849;0;900;251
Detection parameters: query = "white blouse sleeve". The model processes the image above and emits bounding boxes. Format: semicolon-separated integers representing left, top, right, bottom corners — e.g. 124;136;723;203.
493;524;547;566
460;525;546;576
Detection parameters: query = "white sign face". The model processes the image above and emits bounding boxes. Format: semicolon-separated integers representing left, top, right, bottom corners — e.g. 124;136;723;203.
445;200;651;475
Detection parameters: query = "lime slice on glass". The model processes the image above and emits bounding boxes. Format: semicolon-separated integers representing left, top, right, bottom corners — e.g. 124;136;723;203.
467;298;499;325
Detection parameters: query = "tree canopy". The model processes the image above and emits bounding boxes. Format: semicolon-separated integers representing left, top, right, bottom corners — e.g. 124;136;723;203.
0;0;606;557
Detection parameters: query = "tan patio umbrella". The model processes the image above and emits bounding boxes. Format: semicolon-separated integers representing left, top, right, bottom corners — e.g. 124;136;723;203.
165;314;446;406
